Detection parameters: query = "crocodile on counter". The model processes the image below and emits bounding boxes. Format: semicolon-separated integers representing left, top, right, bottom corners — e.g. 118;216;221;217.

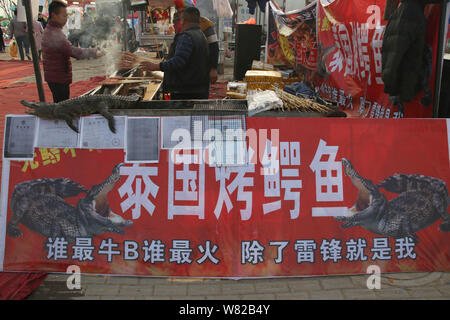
20;94;141;133
7;163;132;244
335;158;450;242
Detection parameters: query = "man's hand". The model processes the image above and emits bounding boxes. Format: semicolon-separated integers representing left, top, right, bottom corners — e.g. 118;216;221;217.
140;61;160;72
210;68;218;84
117;51;137;70
96;50;105;58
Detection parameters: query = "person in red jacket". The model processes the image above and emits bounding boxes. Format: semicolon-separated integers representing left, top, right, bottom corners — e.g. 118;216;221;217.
42;1;103;102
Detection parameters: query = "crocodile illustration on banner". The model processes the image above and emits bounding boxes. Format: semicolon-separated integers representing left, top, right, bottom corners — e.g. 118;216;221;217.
335;158;450;242
6;163;132;244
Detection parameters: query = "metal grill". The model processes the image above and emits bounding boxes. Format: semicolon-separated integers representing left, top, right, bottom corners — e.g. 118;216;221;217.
191;101;247;142
193;100;248;113
190;101;248;166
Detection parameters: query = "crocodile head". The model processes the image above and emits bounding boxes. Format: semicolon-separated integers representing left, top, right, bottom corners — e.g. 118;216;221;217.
86;163;123;202
342;158;383;215
21;100;55;118
80;163;132;234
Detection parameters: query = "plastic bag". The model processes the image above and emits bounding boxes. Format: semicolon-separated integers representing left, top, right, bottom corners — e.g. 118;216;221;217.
213;0;233;18
8;40;18;58
247;90;283;116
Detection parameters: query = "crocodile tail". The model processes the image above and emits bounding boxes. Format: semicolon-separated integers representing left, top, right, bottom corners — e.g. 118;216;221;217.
378;174;407;193
379;174;449;196
55;178;88;198
9;185;22;214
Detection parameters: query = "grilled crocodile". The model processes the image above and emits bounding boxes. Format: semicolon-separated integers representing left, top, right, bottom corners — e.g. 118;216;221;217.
335;158;450;242
21;94;141;133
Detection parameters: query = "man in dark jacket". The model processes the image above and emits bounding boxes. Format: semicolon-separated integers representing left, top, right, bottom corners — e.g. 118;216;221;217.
120;7;210;100
42;1;103;102
173;6;219;84
381;0;440;110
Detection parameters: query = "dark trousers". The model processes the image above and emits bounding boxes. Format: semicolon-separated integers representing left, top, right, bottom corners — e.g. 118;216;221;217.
15;36;30;60
48;82;70;102
0;32;5;52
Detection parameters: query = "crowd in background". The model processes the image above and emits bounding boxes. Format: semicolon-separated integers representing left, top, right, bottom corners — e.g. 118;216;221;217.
1;11;47;60
1;8;133;58
0;25;5;52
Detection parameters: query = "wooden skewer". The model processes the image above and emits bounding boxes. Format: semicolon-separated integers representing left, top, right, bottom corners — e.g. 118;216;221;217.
124;56;162;69
136;55;162;64
101;79;160;86
109;76;155;80
117;49;163;70
271;86;333;113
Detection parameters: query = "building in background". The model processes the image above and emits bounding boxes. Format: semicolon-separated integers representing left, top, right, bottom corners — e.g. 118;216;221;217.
66;0;95;9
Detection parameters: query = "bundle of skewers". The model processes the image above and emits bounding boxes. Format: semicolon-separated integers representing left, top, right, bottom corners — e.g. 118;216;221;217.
270;85;333;114
100;75;163;86
117;52;162;70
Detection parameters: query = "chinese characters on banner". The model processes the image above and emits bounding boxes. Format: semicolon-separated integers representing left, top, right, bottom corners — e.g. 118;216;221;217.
267;0;441;118
1;118;450;277
316;0;441;118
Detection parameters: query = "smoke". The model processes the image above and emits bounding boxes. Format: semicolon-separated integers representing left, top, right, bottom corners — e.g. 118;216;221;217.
93;16;123;75
68;6;125;75
103;40;122;75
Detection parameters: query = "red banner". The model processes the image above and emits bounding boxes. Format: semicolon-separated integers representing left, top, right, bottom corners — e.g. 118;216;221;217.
316;0;441;118
1;117;450;277
266;1;318;77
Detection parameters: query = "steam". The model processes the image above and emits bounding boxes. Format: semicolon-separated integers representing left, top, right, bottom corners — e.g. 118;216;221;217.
68;6;125;75
102;39;122;76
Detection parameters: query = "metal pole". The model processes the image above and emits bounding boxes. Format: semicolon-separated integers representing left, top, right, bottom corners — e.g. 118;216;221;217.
23;0;45;102
256;4;259;25
433;0;448;117
123;0;128;51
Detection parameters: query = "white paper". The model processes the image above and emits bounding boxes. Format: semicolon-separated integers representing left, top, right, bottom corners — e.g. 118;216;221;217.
161;116;191;149
3;116;37;159
36;119;79;148
80;116;126;149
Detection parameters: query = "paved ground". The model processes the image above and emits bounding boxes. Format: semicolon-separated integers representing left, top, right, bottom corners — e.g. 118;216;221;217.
26;272;450;300
1;51;449;301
